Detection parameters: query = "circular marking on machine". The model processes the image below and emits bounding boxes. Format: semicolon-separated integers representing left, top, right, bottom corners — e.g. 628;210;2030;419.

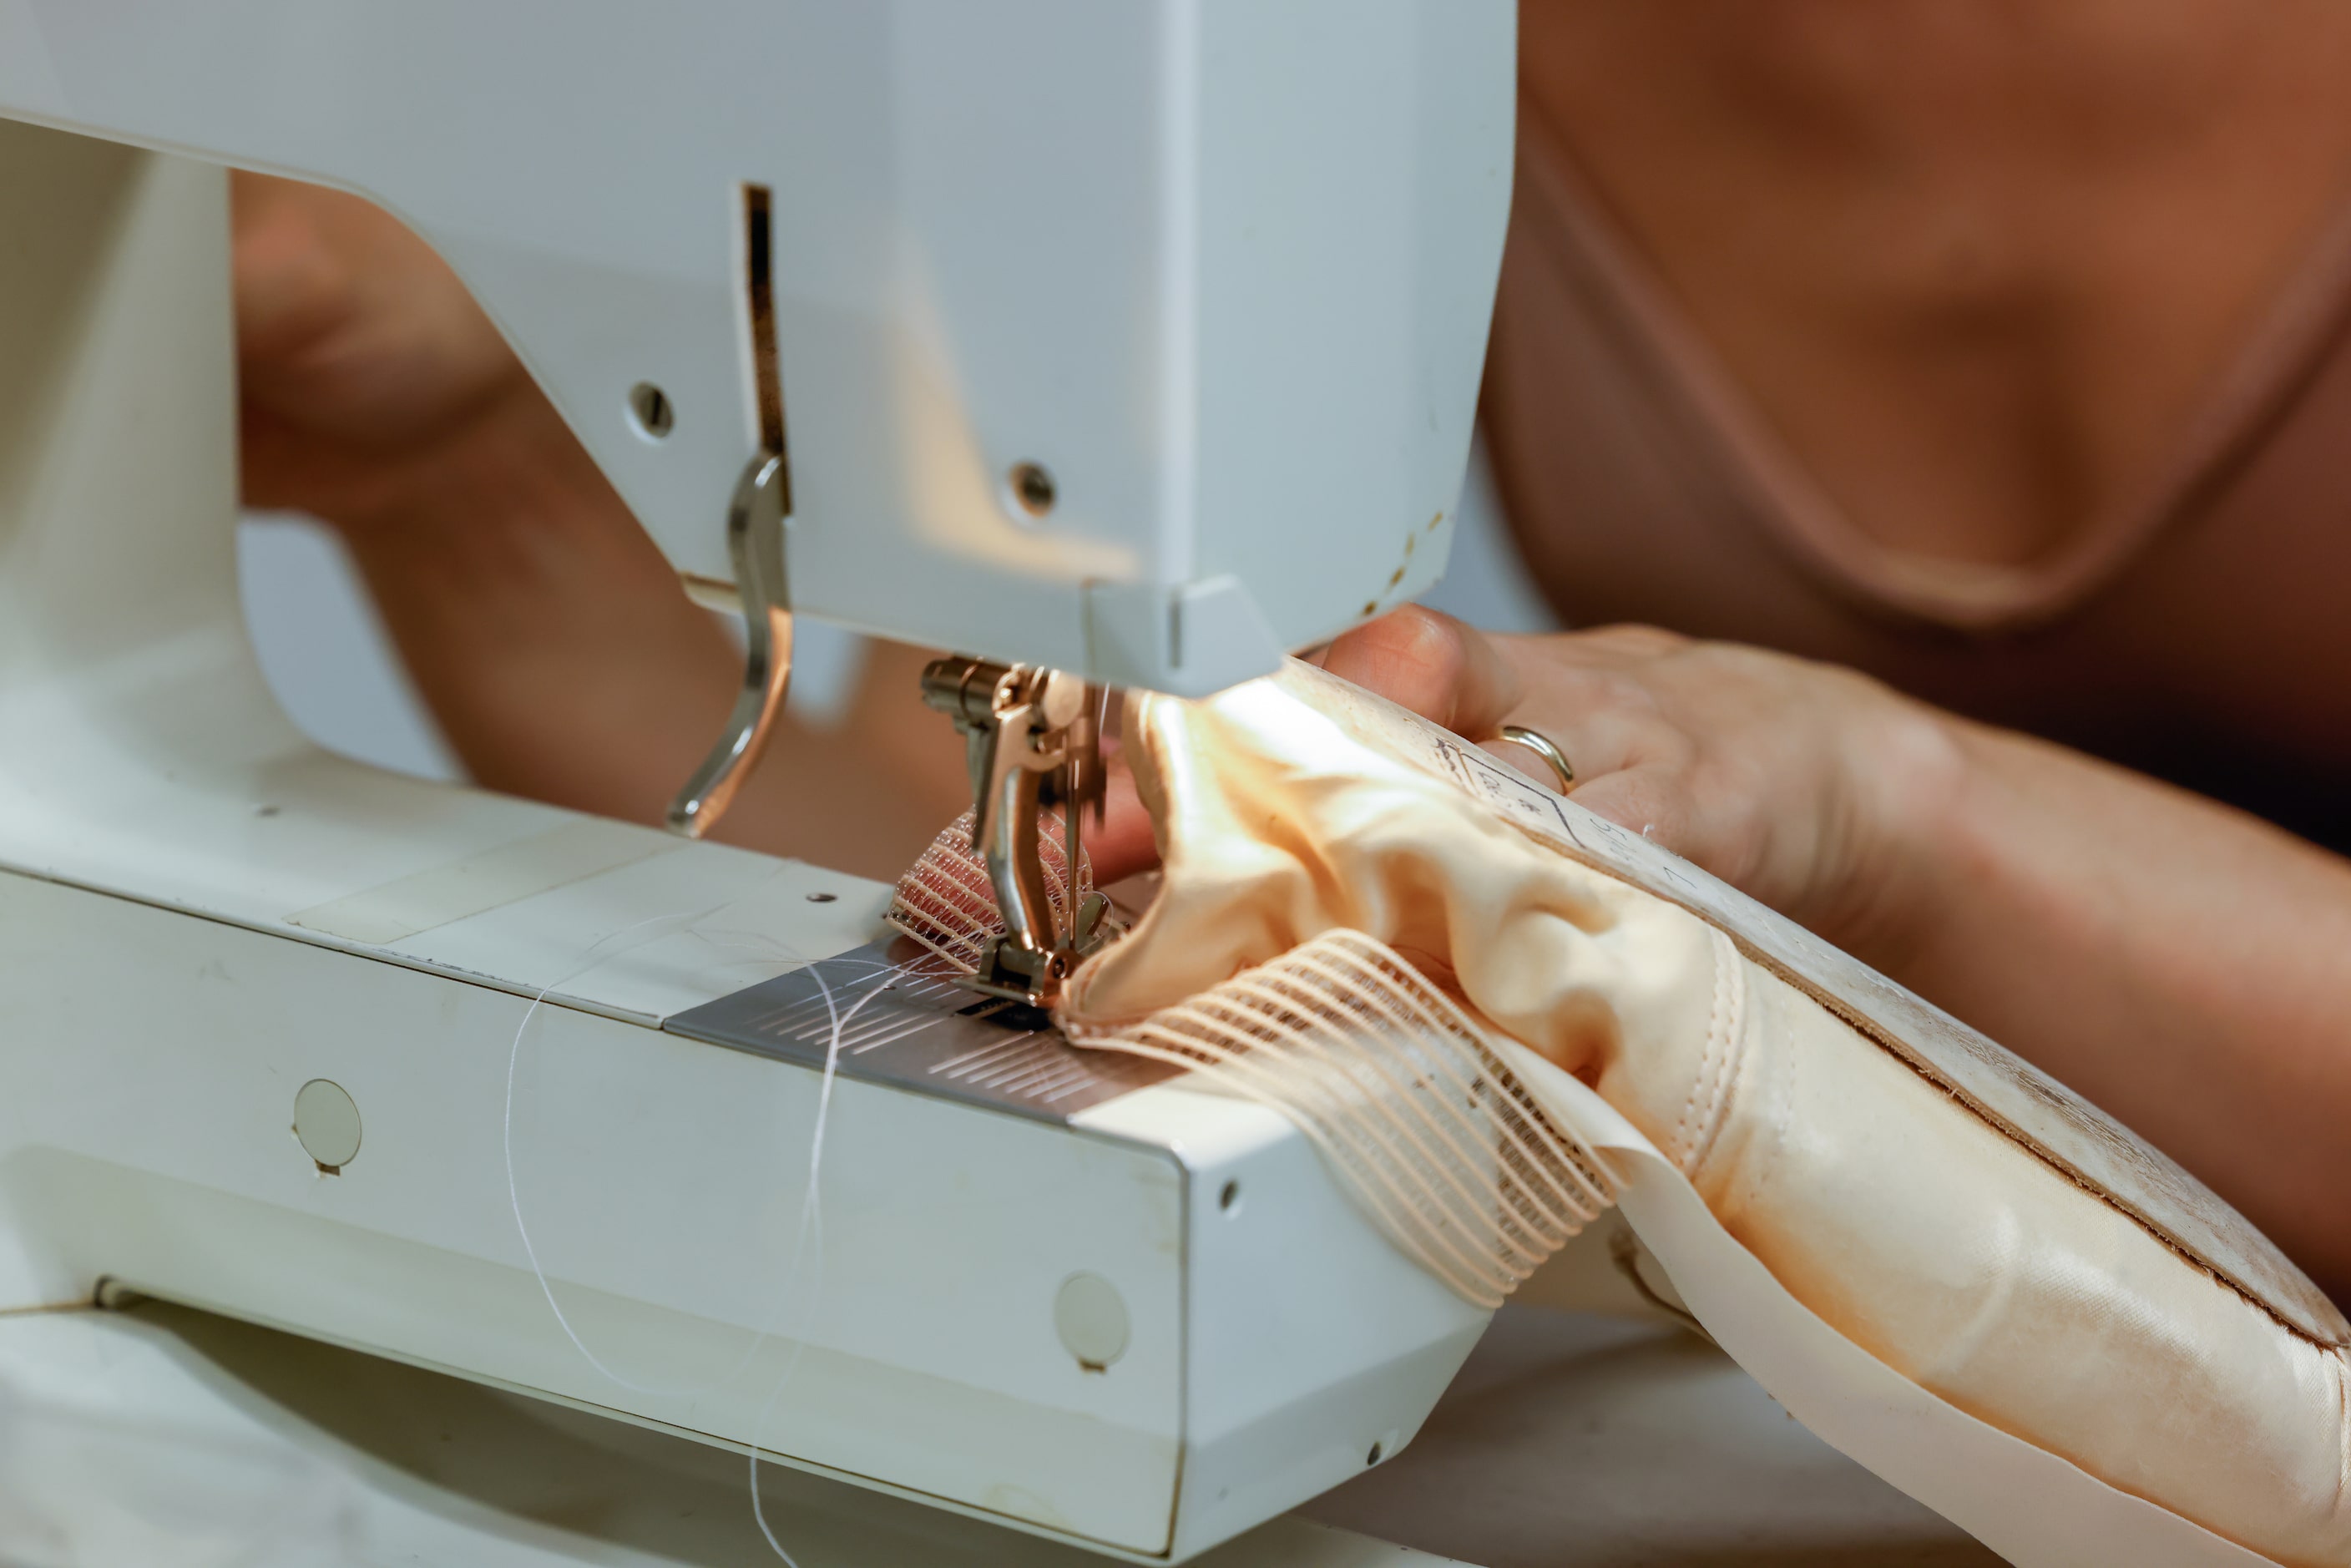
293;1079;362;1175
1054;1272;1130;1372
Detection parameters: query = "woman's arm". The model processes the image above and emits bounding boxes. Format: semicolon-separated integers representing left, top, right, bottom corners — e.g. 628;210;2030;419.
1321;607;2351;1302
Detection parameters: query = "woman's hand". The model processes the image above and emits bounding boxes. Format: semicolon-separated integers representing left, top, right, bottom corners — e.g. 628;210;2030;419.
1318;607;1964;964
1321;606;2351;1299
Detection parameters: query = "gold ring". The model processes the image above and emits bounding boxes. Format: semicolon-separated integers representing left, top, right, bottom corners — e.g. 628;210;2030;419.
1496;724;1575;792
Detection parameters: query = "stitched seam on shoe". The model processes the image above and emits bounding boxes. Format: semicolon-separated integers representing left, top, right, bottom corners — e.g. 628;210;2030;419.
1685;928;1747;1181
1686;928;1744;1178
1670;928;1738;1174
1666;941;1722;1168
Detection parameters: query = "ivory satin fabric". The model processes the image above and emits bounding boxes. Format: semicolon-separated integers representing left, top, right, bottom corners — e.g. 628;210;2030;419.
1061;660;2351;1568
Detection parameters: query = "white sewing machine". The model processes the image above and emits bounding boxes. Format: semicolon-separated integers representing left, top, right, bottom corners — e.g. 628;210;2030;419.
0;3;1509;1560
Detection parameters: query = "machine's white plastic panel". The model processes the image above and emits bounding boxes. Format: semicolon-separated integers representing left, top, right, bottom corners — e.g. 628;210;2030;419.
0;873;1189;1553
1186;0;1514;660
1078;1086;1490;1559
0;0;1512;695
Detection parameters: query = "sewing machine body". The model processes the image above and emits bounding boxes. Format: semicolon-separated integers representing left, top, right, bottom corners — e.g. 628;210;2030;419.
0;3;1510;1559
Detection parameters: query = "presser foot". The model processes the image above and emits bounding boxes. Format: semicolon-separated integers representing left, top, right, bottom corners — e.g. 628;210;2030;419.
919;655;1115;1007
963;891;1116;1006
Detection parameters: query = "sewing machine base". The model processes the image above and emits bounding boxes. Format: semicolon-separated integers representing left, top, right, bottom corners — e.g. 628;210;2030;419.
0;867;1489;1562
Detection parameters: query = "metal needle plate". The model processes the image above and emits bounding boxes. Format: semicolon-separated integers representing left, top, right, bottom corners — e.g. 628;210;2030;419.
664;938;1178;1124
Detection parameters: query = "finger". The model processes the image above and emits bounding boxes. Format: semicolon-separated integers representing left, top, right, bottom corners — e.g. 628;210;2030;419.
1483;644;1690;794
1560;764;1712;871
1538;623;1689;665
1573;761;1787;908
1320;606;1523;736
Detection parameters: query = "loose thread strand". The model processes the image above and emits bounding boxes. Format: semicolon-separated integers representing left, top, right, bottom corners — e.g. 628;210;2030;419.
743;942;894;1566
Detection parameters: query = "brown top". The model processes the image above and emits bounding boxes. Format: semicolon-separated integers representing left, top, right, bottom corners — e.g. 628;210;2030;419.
1484;106;2351;849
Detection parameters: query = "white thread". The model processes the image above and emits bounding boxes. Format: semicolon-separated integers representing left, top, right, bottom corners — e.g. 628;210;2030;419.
686;927;895;1565
498;900;894;1563
503;908;710;1396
